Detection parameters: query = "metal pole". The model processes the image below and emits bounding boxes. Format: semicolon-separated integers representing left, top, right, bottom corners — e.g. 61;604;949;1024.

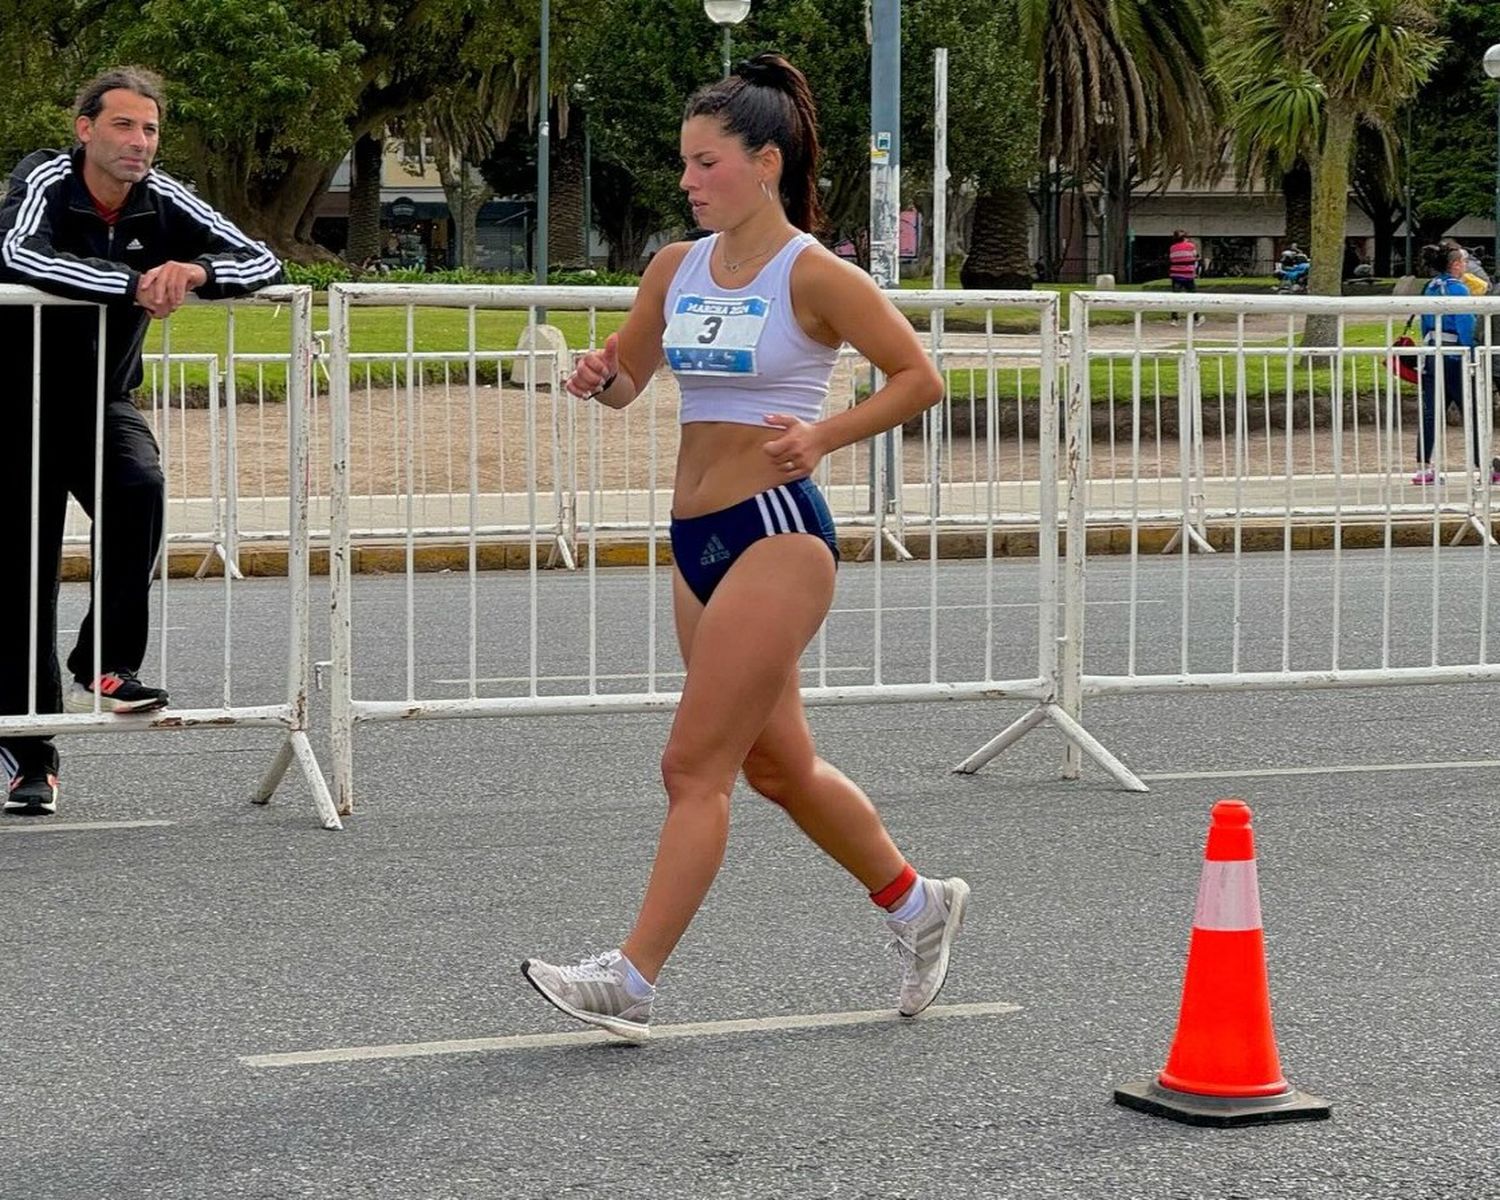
722;25;732;77
868;0;900;291
536;0;550;318
931;47;948;520
1494;87;1500;271
869;0;902;539
932;49;948;292
1404;106;1414;274
582;112;592;267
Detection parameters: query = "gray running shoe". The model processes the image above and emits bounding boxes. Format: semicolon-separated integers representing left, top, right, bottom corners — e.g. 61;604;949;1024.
521;950;653;1043
886;876;970;1017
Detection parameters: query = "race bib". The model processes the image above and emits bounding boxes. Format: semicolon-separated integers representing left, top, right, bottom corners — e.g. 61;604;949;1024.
664;294;770;375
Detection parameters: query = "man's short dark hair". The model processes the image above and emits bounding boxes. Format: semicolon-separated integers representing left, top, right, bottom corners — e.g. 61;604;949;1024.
74;67;167;122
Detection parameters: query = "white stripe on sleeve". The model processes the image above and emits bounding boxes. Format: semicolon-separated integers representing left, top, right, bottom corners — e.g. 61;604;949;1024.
2;156;133;293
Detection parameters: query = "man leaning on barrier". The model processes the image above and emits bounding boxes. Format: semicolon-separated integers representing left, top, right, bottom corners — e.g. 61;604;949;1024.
0;66;282;816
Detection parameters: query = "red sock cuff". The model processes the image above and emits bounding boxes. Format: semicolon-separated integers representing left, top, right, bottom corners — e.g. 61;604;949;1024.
870;864;917;908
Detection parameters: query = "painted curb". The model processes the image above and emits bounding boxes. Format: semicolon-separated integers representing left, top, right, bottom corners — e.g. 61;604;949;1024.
62;517;1500;580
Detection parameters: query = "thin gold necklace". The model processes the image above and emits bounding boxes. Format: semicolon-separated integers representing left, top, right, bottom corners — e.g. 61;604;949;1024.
721;239;781;273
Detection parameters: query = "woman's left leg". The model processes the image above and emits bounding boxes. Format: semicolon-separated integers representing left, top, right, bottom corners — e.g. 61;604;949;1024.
521;534;836;1039
741;674;906;891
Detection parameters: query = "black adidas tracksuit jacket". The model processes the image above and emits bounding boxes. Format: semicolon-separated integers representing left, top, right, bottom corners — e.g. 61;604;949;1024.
0;146;282;772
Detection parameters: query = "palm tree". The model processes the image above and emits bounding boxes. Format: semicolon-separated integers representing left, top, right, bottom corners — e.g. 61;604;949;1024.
962;0;1219;287
1213;0;1444;342
394;68;527;270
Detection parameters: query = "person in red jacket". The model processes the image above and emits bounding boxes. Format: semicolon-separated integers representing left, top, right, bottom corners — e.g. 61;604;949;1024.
0;66;282;816
1168;229;1202;325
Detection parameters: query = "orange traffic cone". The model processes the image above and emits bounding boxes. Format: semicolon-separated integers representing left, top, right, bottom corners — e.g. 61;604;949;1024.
1114;800;1331;1127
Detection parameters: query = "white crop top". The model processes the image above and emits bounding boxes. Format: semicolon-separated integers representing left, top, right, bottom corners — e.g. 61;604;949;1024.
662;231;840;426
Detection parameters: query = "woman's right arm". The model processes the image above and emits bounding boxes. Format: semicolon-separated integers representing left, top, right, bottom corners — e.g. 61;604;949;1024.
565;241;692;409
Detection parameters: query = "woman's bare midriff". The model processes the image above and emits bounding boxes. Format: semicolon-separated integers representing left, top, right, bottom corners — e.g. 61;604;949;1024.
672;422;796;518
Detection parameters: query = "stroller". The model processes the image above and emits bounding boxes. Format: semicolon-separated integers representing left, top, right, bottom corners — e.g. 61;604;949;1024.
1275;247;1310;294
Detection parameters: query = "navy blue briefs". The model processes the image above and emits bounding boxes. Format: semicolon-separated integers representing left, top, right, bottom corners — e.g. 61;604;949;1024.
670;478;839;605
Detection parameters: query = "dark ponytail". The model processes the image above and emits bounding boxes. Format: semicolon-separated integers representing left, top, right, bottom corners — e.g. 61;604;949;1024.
683;52;824;234
1421;243;1460;276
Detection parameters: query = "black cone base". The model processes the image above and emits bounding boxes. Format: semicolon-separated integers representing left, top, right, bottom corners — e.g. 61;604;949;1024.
1114;1079;1332;1128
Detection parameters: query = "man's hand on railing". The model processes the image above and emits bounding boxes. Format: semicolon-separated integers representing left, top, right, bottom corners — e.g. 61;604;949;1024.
136;261;208;319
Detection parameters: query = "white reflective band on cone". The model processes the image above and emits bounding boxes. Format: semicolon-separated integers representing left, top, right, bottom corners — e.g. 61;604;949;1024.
1192;859;1263;931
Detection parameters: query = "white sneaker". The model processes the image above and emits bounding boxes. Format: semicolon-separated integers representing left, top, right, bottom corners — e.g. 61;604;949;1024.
521;950;653;1042
886;877;970;1017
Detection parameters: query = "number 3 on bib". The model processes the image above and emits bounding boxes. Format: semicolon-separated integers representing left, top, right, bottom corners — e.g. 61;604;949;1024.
664;294;770;375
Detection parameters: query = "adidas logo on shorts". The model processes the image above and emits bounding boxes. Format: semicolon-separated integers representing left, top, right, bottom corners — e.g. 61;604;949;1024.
699;535;730;566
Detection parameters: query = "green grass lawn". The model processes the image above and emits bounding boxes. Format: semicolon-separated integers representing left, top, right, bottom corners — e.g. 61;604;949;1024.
147;294;1415;405
937;319;1414;406
144;303;631;397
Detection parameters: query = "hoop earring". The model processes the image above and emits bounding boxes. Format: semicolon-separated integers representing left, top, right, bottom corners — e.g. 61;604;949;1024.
761;179;774;204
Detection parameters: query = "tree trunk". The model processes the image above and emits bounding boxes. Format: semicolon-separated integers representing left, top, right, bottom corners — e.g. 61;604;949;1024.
435;145;496;270
549;121;587;268
1106;160;1133;280
1283;158;1312;251
202;156;344;261
346;134;384;266
1370;212;1398;277
961;184;1034;290
295;161;340;246
1305;103;1357;347
590;161;655;272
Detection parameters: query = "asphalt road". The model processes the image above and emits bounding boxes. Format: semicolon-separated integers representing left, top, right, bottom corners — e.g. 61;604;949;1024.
1;550;1496;1199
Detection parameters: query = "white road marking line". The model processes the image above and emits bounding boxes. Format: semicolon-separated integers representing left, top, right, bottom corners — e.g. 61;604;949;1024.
240;999;1022;1069
830;600;1161;614
0;819;175;834
1141;759;1500;782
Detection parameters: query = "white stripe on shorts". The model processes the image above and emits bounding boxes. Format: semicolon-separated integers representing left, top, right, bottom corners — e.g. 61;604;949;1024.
754;493;777;535
777;486;808;533
761;489;790;533
768;486;792;531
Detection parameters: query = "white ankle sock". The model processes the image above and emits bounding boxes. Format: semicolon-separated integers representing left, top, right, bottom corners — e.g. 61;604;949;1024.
885;877;929;923
618;952;655;999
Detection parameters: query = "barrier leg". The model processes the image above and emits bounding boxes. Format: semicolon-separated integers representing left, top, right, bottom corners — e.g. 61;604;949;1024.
953;702;1147;792
952;705;1049;773
251;738;294;804
1161;521;1216;554
290;730;343;830
1453;513;1497;547
1046;704;1149;792
251;734;344;831
855;526;914;562
192;542;245;580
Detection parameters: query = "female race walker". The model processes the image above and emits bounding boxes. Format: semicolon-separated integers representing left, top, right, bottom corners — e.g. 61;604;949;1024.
522;53;968;1042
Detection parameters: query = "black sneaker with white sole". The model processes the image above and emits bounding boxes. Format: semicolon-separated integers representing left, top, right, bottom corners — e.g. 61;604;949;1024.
5;766;58;816
64;671;169;714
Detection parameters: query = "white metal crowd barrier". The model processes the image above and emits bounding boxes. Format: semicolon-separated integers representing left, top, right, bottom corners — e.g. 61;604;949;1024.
323;283;1138;815
1020;290;1500;783
1075;323;1498;544
0;284;339;829
313;331;1056;559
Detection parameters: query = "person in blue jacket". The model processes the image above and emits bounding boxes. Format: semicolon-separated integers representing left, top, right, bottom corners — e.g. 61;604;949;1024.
1411;243;1488;485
